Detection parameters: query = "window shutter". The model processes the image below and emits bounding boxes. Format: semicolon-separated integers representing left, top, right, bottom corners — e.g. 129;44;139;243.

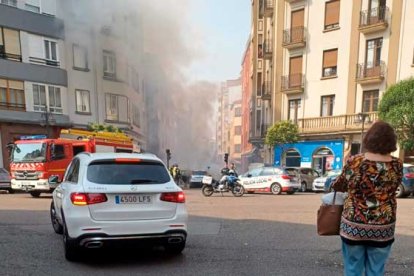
291;9;304;28
289;56;303;75
0;27;3;46
325;0;340;27
4;28;21;55
41;0;56;15
323;49;338;68
29;34;44;58
0;78;7;88
8;80;24;90
118;96;128;122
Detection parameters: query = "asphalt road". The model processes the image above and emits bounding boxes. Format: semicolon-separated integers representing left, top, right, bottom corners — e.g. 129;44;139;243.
1;190;413;276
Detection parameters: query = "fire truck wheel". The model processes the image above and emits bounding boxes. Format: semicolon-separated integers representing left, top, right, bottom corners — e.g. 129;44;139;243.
30;191;41;198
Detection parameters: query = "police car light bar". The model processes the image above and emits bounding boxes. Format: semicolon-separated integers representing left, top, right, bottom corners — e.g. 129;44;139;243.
20;135;48;140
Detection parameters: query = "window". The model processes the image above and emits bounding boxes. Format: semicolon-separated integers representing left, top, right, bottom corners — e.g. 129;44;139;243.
324;0;340;30
322;49;338;77
33;84;47;112
234;144;241;153
73;44;88;70
65;159;80;183
103;50;116;78
362;90;379;112
260;167;275;176
105;94;129;122
1;0;17;7
132;105;140;127
44;40;58;66
0;79;25;110
48;86;62;113
0;27;22;61
75;89;91;114
235;126;242;135
366;38;382;68
32;84;62;113
235;107;242;117
25;3;40;13
52;144;65;160
321;95;335;116
288;99;301;122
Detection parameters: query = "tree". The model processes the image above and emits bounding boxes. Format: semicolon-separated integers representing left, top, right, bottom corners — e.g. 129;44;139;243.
265;120;299;147
378;78;414;151
87;123;123;133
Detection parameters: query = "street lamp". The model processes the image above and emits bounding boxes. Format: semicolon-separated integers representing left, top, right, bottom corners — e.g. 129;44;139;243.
40;105;56;138
357;112;371;153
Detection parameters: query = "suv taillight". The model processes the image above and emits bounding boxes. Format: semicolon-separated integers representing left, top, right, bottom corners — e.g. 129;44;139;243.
281;174;291;180
160;192;185;203
70;193;107;206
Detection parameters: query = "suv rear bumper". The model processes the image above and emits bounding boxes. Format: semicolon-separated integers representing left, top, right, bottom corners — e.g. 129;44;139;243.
75;230;187;248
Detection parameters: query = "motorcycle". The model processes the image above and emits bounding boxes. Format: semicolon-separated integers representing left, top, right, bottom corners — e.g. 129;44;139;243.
201;174;244;197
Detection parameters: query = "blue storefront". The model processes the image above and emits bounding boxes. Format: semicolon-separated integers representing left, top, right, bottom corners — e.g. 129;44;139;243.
274;140;344;174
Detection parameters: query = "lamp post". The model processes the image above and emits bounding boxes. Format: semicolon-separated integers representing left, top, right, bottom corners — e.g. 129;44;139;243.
357;112;370;153
40;106;56;138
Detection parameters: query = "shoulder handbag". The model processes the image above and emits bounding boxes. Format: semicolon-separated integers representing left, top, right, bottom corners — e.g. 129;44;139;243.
317;191;343;236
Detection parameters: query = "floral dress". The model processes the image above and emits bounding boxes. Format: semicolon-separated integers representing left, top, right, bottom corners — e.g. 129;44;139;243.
331;154;403;247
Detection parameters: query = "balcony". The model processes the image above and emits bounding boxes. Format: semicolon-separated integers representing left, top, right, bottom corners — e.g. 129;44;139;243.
0;102;25;111
259;0;274;17
29;56;60;67
285;0;304;3
359;6;389;34
281;74;304;94
263;40;273;59
262;81;272;100
282;26;306;50
296;112;378;135
356;61;386;85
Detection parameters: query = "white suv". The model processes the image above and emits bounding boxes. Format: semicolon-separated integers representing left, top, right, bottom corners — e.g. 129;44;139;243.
50;152;188;261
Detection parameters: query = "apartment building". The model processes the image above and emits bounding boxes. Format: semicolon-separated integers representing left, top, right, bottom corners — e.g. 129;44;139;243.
0;0;69;168
241;37;255;172
58;0;147;152
229;100;242;168
249;0;414;174
217;79;242;165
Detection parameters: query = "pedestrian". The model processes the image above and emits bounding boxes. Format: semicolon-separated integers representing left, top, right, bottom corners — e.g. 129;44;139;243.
331;121;403;276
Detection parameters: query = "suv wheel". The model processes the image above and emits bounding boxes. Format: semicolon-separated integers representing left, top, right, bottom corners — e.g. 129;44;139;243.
271;183;282;195
396;184;407;198
62;215;81;262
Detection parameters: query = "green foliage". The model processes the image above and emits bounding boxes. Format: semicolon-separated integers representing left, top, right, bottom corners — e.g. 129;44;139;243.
87;123;123;133
378;78;414;151
265;120;299;147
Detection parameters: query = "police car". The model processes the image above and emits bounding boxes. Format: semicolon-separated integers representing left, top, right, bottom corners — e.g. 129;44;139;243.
239;165;300;195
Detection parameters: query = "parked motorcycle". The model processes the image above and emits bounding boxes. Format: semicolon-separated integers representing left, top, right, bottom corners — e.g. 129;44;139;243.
201;174;244;197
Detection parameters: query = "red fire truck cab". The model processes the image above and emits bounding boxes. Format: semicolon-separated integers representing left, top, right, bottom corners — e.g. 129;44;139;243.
10;130;133;197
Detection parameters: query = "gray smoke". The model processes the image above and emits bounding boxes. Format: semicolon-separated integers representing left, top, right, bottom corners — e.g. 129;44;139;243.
61;0;219;171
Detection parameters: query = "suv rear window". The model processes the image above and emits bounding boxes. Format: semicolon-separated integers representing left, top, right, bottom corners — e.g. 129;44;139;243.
87;161;170;184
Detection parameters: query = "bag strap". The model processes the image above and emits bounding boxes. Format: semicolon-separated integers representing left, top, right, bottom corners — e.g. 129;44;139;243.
332;191;337;205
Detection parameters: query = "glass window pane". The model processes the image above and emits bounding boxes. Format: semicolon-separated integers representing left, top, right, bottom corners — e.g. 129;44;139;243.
40;86;46;105
82;91;90;112
44;41;50;60
55;88;61;107
0;88;7;103
51;42;57;61
49;87;55;106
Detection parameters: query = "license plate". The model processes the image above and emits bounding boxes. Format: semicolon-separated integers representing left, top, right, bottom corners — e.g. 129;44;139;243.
115;195;152;204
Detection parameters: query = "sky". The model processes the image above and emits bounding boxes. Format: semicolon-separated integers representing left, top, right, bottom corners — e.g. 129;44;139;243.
187;0;251;83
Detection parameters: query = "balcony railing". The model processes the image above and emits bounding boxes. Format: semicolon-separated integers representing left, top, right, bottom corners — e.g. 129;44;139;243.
29;56;60;67
283;26;306;49
0;102;25;111
262;81;272;100
356;61;386;84
263;40;273;58
0;51;22;62
281;74;304;93
359;6;389;33
297;112;378;134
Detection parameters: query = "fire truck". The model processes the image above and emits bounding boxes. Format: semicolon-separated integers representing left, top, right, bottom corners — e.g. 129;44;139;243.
10;129;134;197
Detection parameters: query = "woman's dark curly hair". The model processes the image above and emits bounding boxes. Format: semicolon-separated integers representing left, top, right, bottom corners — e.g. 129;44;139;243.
363;120;397;154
